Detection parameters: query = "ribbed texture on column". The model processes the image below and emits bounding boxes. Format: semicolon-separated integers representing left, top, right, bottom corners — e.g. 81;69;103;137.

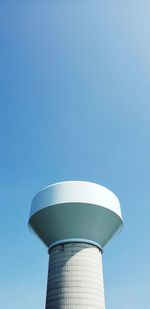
46;242;105;309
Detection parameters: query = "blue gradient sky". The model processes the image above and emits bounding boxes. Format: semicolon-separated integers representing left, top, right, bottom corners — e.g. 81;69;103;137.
0;1;150;308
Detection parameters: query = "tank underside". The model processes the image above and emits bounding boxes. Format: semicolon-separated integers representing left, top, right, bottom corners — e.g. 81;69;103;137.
29;201;122;249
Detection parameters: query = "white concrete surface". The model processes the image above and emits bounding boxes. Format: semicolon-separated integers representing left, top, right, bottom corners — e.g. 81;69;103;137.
46;242;105;309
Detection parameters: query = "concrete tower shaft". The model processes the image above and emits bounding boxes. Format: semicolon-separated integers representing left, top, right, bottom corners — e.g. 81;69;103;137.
46;243;105;309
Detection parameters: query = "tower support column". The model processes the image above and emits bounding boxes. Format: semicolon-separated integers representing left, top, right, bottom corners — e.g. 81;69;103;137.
46;242;105;309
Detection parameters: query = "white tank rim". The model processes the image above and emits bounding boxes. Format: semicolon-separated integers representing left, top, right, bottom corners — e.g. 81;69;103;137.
33;180;119;200
29;180;122;220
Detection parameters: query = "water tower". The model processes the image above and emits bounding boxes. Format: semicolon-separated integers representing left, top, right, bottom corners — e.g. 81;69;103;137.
29;181;123;308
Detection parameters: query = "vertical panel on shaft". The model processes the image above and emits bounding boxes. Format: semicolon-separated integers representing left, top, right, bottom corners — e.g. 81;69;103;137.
46;242;105;309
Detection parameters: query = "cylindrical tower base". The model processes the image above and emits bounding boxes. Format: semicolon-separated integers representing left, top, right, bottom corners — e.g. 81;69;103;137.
46;242;105;309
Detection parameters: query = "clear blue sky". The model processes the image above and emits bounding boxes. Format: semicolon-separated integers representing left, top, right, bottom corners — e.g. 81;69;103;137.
0;0;150;308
